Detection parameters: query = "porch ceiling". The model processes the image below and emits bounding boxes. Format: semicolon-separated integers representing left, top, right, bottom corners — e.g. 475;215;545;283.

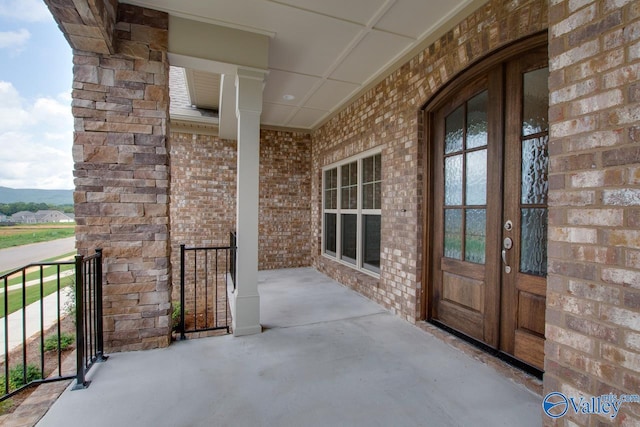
121;0;485;131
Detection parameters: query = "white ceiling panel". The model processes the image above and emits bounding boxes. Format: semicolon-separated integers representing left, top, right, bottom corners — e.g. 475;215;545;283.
128;0;478;130
375;0;471;39
132;0;363;77
125;0;275;34
273;0;387;25
263;70;321;105
261;103;298;126
267;16;362;76
329;30;414;84
287;107;328;129
305;80;360;111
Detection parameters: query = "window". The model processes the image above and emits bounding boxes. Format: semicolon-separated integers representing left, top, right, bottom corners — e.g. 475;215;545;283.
323;151;381;275
443;90;488;265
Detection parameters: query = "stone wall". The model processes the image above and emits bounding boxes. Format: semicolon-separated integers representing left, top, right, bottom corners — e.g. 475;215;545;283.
312;0;549;323
71;4;172;351
544;1;640;425
44;0;118;54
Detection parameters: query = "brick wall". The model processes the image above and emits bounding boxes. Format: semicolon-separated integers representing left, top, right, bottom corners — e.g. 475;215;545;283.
169;131;237;250
169;130;236;308
71;4;172;352
312;0;549;323
169;128;312;303
545;1;640;425
259;130;312;269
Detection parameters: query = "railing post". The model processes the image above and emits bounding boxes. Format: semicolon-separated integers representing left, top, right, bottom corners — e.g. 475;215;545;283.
230;232;237;291
3;276;8;395
73;254;89;390
94;249;107;362
180;244;186;341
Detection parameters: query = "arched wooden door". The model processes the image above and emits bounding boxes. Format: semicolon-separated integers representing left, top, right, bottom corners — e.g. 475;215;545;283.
427;39;548;372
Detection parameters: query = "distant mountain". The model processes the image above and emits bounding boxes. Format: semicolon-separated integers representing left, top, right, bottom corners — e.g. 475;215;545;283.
0;186;73;205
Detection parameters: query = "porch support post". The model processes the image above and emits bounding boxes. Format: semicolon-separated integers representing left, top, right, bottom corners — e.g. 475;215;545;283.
232;68;266;336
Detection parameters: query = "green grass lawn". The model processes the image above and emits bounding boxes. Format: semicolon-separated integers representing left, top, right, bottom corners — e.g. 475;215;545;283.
0;224;78;319
0;252;77;319
0;224;75;250
0;277;74;318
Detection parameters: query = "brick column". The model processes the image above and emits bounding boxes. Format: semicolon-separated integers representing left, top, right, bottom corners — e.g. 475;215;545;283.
71;4;172;351
545;1;640;425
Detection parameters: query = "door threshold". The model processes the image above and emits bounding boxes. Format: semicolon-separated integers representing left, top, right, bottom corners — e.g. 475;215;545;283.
419;320;543;395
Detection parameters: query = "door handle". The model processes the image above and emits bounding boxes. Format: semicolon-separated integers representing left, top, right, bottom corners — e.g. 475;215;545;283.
501;250;511;274
502;237;513;274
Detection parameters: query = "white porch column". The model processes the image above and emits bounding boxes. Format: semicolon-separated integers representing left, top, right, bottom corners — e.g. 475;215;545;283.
232;68;266;336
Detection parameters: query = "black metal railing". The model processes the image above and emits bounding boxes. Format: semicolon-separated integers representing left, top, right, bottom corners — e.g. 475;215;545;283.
179;235;236;339
230;231;237;290
0;249;105;401
73;249;107;389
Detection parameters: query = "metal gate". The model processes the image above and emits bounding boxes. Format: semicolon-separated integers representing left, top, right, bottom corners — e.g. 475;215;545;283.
178;233;236;339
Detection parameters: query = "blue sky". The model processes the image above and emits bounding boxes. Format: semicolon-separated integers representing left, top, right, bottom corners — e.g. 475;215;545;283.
0;0;73;190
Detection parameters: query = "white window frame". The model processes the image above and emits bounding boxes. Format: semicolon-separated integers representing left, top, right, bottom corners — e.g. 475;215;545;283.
322;148;382;277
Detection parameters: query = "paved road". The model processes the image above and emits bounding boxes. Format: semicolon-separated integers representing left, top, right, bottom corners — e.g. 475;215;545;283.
0;237;76;273
0;237;77;359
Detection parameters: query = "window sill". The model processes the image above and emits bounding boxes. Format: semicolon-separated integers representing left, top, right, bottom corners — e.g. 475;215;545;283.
321;253;381;280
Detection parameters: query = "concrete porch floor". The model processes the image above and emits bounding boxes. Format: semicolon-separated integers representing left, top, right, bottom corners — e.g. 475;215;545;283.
38;268;542;427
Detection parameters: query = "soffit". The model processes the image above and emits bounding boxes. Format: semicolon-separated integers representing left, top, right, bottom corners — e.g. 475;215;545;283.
121;0;484;131
185;69;221;111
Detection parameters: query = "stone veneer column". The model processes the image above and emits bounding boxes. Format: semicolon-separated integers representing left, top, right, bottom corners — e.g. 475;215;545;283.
232;68;266;336
44;0;118;55
72;4;172;351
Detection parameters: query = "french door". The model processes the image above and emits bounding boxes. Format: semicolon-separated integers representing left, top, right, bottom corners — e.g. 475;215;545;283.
429;44;548;371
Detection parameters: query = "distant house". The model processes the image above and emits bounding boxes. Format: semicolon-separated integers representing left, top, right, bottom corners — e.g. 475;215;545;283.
9;210;74;224
0;214;7;223
11;211;37;224
34;210;74;223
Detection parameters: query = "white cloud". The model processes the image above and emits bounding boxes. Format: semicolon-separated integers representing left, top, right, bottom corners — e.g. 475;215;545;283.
0;81;73;189
0;131;73;189
0;81;32;130
0;0;52;23
0;28;30;52
33;96;73;129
